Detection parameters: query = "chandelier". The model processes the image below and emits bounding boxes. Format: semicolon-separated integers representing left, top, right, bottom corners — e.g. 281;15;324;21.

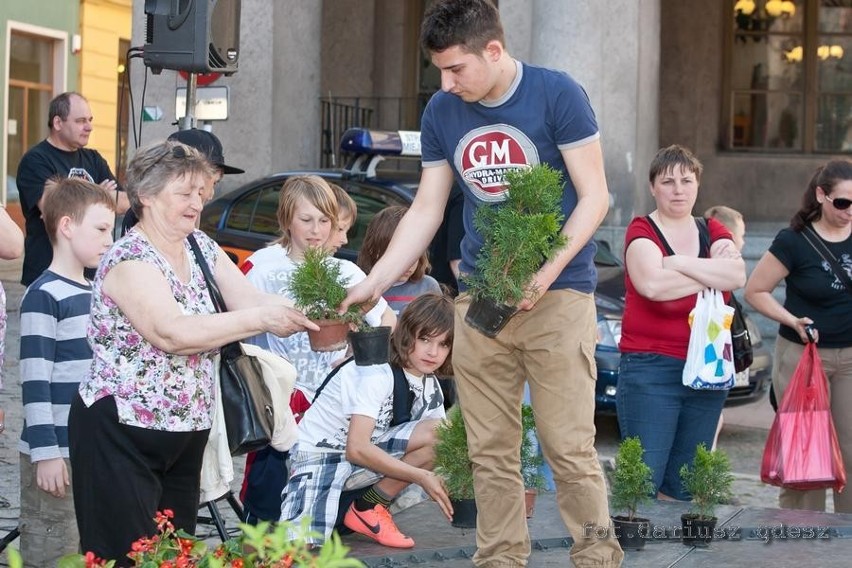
735;0;797;35
784;44;845;62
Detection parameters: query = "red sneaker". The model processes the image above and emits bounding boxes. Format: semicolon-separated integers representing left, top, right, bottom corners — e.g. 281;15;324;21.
342;503;415;548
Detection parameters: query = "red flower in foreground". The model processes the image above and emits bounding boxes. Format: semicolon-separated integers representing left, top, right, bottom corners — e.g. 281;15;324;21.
84;551;108;567
65;514;360;567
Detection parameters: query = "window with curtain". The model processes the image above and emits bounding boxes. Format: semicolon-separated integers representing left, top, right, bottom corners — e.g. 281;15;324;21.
726;0;851;153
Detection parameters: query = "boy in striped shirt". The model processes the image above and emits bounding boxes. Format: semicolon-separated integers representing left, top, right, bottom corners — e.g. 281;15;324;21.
18;177;115;566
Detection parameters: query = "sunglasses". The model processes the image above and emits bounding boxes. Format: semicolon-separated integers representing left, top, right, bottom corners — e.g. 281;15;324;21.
141;144;190;179
825;194;852;211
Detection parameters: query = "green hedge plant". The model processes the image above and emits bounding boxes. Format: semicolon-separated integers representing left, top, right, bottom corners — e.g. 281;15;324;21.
610;437;654;521
463;164;568;306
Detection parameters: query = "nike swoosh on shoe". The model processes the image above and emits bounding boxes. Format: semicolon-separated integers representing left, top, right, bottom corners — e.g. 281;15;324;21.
353;510;381;534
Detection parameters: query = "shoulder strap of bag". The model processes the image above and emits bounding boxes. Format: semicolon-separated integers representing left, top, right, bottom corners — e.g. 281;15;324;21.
645;215;675;256
801;226;852;296
188;234;244;360
390;365;415;427
312;361;414;426
188;234;228;313
311;357;355;404
645;215;710;258
696;217;711;257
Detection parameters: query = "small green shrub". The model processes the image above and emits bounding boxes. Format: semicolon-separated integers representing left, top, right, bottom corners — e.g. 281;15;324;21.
288;246;363;324
679;444;735;520
610;437;654;521
520;404;545;490
434;405;475;500
463;164;568;306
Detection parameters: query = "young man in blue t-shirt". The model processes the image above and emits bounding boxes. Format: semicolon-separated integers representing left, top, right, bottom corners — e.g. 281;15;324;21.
18;178;115;566
341;1;623;566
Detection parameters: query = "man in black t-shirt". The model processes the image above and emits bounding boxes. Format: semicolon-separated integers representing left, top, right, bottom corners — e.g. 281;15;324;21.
16;92;129;285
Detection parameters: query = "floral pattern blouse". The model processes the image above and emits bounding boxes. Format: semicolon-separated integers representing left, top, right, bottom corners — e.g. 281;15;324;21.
79;229;219;431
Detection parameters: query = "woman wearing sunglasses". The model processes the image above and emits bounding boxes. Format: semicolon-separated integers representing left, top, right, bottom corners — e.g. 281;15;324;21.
67;140;317;563
745;159;852;514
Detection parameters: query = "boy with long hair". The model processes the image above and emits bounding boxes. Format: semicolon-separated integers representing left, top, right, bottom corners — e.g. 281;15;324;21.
280;293;454;548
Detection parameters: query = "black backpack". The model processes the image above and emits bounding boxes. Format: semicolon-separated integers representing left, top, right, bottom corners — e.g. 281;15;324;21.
312;357;415;426
312;358;416;530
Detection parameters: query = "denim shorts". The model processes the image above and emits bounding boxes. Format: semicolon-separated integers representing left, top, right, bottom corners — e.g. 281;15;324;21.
616;352;727;500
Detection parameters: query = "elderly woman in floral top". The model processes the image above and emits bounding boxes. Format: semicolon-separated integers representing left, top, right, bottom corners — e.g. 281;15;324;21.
68;140;317;563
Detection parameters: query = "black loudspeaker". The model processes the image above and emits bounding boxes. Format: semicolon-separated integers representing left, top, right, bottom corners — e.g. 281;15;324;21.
143;0;241;75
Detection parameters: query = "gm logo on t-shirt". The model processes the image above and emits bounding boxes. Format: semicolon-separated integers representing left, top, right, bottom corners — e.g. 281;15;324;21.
454;124;539;203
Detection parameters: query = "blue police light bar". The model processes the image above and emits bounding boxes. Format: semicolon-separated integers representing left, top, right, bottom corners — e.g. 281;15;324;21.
340;128;421;157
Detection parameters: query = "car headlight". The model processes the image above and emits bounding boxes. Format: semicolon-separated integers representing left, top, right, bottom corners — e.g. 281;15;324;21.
596;317;622;348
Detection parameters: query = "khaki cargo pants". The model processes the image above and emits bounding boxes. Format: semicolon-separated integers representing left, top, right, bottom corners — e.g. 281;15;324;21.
454;290;623;567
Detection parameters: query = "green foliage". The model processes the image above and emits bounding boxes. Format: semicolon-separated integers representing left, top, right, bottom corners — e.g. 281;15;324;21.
59;513;364;567
463;164;568;305
434;405;476;500
520;404;545;490
6;547;22;568
679;444;735;520
288;246;363;324
609;437;654;521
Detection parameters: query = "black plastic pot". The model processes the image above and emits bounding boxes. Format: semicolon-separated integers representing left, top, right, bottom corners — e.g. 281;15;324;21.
681;513;717;547
349;326;391;366
450;498;477;528
612;516;649;551
464;297;518;338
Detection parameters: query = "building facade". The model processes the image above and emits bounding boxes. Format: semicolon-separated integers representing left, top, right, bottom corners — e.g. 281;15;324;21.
1;0;131;220
129;0;850;228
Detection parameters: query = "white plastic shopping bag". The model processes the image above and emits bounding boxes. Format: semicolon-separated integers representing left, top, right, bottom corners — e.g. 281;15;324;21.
682;289;736;390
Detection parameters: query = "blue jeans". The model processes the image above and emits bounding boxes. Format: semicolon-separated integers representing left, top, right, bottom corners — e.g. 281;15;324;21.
616;353;727;500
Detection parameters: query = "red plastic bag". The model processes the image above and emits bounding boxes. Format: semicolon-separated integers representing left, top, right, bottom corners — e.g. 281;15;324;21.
761;343;846;492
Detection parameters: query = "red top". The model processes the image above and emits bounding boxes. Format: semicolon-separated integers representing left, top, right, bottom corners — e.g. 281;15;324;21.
619;216;732;360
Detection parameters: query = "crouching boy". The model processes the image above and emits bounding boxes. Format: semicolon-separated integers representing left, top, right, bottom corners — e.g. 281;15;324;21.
280;293;454;548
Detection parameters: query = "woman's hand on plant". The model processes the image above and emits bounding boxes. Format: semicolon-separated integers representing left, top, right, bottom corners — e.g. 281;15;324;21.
265;306;319;337
418;470;454;521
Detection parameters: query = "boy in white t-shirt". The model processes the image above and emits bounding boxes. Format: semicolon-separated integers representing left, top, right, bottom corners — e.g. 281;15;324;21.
280;293;454;548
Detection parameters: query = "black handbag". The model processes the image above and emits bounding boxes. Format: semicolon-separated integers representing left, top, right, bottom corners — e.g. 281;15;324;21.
728;293;753;373
188;235;274;455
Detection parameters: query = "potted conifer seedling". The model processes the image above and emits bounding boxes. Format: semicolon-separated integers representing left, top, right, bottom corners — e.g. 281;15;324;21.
521;404;546;519
610;437;654;551
288;246;390;361
463;164;567;337
679;444;735;547
434;405;477;528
